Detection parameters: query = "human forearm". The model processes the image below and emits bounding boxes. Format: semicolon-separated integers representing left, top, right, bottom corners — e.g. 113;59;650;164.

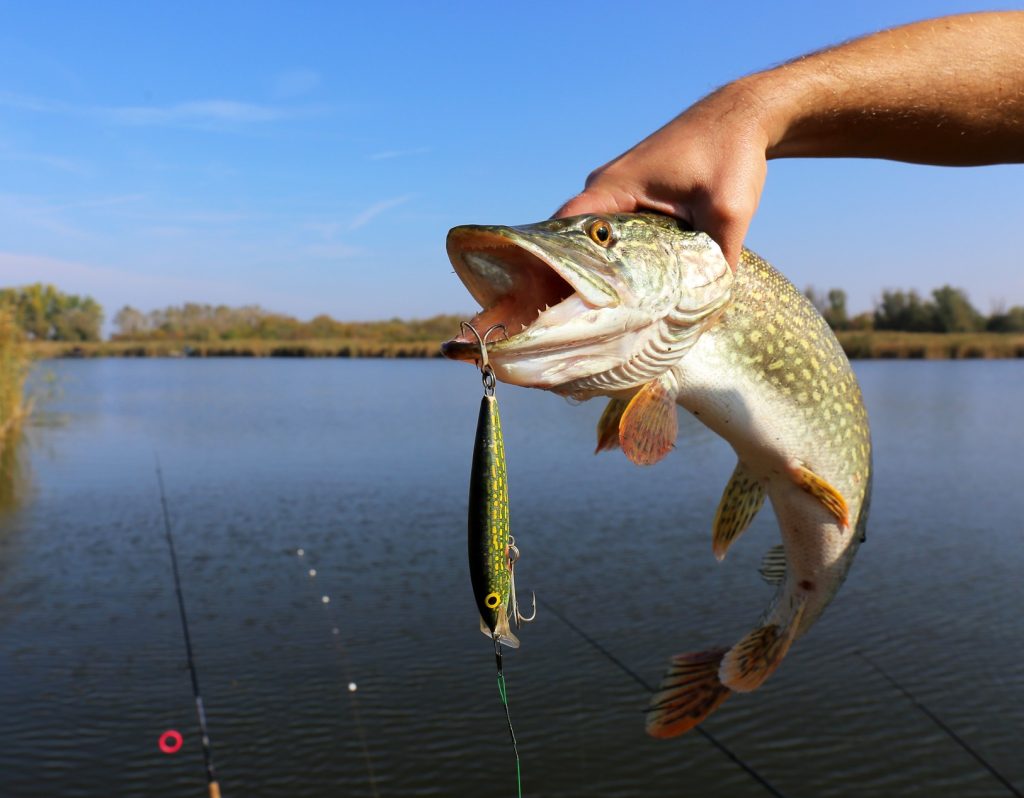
556;12;1024;270
753;12;1024;165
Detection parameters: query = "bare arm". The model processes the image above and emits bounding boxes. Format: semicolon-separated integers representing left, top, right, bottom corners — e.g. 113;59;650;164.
556;12;1024;268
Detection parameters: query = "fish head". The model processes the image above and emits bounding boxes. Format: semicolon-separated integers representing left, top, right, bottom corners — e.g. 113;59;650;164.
442;213;733;398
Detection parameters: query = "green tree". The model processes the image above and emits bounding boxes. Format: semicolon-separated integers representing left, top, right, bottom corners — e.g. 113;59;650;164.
0;284;104;341
930;285;982;332
986;305;1024;332
874;289;936;331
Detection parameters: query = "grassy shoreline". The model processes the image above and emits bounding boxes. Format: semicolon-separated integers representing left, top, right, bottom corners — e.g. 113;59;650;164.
24;331;1024;361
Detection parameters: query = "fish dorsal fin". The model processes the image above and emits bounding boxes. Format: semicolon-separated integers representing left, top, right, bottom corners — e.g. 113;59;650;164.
712;461;766;560
758;544;787;586
718;599;805;693
618;377;678;466
791;462;850;528
595;397;629;454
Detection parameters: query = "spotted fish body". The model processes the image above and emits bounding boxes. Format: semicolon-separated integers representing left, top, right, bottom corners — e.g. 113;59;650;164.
468;394;519;648
683;251;872;636
442;212;872;735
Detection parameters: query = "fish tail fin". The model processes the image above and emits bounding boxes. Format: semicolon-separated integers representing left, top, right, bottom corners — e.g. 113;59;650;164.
480;610;520;649
646;647;731;738
718;601;805;693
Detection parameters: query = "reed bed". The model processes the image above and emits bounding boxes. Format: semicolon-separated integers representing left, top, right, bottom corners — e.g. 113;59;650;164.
0;308;31;442
836;331;1024;359
26;332;1024;360
0;308;31;508
28;338;445;359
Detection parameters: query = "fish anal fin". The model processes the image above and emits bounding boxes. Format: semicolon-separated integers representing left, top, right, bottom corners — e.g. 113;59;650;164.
712;461;766;560
595;397;629;454
718;602;805;693
646;647;731;738
758;544;787;586
791;463;849;528
619;380;678;466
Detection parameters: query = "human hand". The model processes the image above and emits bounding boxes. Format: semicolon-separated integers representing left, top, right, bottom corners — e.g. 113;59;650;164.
554;81;772;271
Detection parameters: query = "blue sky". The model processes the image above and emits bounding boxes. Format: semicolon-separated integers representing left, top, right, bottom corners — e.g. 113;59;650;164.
2;1;1022;330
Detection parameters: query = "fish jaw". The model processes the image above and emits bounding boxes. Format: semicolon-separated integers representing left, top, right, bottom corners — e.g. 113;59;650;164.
442;214;733;395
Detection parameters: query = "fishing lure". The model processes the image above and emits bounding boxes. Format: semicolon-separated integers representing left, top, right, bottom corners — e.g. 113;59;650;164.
462;321;535;798
464;321;535;646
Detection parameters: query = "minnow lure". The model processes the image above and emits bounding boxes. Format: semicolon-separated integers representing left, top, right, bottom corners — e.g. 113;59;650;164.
462;320;535;798
464;321;535;647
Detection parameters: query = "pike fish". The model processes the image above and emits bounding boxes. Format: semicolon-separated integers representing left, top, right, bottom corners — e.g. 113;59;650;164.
442;213;871;737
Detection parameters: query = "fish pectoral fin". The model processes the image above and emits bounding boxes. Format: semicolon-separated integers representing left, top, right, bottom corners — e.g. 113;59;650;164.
646;647;731;739
712;461;766;560
595;397;629;454
718;601;805;693
790;462;850;528
758;544;787;586
618;378;678;466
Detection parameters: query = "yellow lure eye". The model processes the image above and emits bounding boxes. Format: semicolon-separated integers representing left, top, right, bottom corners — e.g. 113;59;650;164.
587;219;614;247
484;592;501;609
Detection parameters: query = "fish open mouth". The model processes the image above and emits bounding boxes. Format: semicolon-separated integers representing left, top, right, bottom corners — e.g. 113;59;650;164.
442;227;585;362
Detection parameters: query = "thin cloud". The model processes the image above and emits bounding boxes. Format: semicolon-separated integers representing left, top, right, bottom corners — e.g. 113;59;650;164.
0;90;308;128
0;250;236;299
109;100;288;125
272;68;321;99
367;147;430;161
0;141;92;175
349;195;413;231
304;242;362;259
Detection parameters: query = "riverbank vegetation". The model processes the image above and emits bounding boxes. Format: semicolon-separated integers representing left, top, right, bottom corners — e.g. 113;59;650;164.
0;306;31;508
0;284;104;342
5;283;1024;360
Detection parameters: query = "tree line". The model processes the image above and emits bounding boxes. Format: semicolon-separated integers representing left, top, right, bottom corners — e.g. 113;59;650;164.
3;282;1024;343
804;285;1024;333
0;284;104;341
112;303;464;343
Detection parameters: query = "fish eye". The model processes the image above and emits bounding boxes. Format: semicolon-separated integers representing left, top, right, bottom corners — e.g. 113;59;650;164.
587;219;614;247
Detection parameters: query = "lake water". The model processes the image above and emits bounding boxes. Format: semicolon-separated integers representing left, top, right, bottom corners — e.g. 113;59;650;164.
1;359;1022;798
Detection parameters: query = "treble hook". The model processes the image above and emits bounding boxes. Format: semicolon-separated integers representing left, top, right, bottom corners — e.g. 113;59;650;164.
508;535;537;625
460;321;508;395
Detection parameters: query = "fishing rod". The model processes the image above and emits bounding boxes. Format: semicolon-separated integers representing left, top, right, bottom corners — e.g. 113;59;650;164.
539;597;791;798
155;459;222;798
857;650;1022;798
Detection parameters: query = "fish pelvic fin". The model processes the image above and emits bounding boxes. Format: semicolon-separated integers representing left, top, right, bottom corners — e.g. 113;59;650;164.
595;397;629;454
646;647;731;738
618;377;678;466
718;600;805;693
712;461;766;560
790;462;849;528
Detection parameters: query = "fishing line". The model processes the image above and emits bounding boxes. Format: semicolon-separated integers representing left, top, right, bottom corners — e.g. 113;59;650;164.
493;638;523;798
155;458;222;798
294;548;381;798
539;597;791;798
856;650;1022;798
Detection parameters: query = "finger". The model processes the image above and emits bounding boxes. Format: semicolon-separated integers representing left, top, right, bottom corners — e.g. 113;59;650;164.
699;215;747;273
552;186;638;219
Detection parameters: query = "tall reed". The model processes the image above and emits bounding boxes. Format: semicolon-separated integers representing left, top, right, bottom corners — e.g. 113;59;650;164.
0;305;31;452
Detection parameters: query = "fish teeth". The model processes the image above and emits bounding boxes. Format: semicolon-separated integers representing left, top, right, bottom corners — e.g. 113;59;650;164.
520;323;527;332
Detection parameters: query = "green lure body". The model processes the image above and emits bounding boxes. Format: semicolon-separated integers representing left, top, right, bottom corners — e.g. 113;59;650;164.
467;394;519;648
